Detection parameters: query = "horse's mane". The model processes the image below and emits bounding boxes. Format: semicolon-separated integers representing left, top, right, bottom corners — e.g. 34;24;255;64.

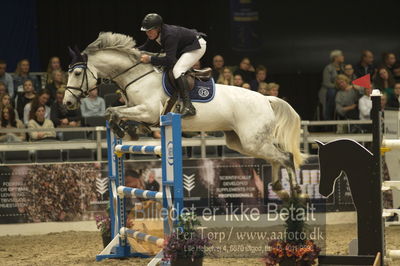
83;32;140;58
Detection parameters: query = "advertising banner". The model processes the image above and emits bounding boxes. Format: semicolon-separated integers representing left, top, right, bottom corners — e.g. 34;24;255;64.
0;157;356;224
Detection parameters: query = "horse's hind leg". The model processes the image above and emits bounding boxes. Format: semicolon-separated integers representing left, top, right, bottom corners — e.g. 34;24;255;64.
270;161;290;200
225;129;305;200
224;131;247;155
225;131;290;200
284;152;301;195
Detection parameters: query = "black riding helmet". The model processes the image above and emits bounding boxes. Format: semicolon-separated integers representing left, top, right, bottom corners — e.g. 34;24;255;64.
141;13;163;31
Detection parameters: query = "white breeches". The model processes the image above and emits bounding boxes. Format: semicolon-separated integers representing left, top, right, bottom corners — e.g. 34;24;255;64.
172;37;206;79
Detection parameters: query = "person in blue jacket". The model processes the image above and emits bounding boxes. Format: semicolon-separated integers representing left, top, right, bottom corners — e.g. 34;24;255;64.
138;13;207;117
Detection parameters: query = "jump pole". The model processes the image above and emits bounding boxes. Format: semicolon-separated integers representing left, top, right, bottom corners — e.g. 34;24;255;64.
96;112;184;263
372;89;400;261
370;89;385;266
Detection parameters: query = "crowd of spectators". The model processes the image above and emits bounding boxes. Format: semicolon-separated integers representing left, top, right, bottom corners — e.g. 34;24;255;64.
0;48;399;143
317;49;400;132
0;57;107;143
211;55;280;97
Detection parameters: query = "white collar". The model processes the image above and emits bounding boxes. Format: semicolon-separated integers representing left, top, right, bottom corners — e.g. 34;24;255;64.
156;33;161;45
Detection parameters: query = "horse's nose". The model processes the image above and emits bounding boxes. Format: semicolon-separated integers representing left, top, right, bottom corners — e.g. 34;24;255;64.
65;101;72;107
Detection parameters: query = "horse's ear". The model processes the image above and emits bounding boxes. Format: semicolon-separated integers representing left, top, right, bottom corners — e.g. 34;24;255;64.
73;45;86;62
315;140;325;149
68;46;76;58
73;45;81;55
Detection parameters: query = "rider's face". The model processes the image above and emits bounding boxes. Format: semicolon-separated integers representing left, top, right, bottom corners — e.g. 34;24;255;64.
146;29;159;40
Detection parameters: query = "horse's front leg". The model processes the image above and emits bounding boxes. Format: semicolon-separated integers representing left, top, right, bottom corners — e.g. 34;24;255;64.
105;106;127;138
112;104;157;124
105;106;126;121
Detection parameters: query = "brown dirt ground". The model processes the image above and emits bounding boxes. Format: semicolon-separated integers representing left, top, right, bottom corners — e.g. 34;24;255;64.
0;224;399;266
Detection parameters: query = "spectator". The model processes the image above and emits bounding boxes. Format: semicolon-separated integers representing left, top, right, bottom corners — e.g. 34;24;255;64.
373;67;395;98
343;64;357;81
358;86;373;120
80;88;105;117
381;52;397;74
319;49;345;120
15;80;36;120
0;93;19;120
268;82;280;97
124;169;145;219
212;55;224;81
381;93;388;110
125;169;144;189
344;63;364;93
387;83;400;109
335;74;359;120
46;56;66;85
45;70;65;101
145;171;160;192
50;88;82;127
27;104;56;141
216;67;234;85
242;83;251;89
234;57;255;83
258;82;269;95
233;74;245;87
249;65;268;92
0;60;14;98
23;90;51;125
13;59;41;95
0;105;25;142
152;131;161;139
0;91;10;108
393;63;400;83
0;81;6;95
354;50;376;79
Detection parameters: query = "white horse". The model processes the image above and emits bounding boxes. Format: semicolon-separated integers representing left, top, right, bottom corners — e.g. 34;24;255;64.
64;32;305;194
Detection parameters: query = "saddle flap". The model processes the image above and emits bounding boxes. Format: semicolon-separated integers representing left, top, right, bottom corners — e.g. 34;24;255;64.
162;71;215;103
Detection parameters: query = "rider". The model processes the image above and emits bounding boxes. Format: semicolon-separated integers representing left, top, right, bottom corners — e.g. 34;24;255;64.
138;13;207;117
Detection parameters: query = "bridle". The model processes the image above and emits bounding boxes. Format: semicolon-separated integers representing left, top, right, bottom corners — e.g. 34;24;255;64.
66;62;101;102
66;56;155;102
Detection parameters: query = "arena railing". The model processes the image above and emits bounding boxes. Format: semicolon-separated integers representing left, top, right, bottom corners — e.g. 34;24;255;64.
0;119;376;163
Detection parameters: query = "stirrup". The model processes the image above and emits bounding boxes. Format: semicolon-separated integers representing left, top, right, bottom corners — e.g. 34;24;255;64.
180;106;196;117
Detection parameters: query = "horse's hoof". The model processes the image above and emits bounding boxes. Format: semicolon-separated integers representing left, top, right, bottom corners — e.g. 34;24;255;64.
110;122;125;138
127;128;139;141
275;190;290;201
113;127;125;138
293;184;302;194
271;181;283;192
298;193;310;203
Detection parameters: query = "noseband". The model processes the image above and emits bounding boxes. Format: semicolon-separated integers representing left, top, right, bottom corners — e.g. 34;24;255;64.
66;62;101;102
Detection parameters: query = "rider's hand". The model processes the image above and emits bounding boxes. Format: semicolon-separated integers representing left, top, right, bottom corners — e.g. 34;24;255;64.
140;54;151;63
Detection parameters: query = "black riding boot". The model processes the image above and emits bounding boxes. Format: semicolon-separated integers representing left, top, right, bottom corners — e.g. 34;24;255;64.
176;74;196;117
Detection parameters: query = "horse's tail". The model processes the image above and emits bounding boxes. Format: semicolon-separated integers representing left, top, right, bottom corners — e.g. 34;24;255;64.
267;96;306;168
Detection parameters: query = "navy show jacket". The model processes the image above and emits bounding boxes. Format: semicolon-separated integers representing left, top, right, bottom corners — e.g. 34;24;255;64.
137;24;205;68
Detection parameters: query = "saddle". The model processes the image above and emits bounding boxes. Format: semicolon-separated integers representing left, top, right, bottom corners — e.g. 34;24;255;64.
167;67;212;91
163;67;212;114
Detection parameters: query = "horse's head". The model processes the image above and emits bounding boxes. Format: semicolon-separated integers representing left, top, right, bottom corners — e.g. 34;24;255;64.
316;140;341;197
63;46;101;110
